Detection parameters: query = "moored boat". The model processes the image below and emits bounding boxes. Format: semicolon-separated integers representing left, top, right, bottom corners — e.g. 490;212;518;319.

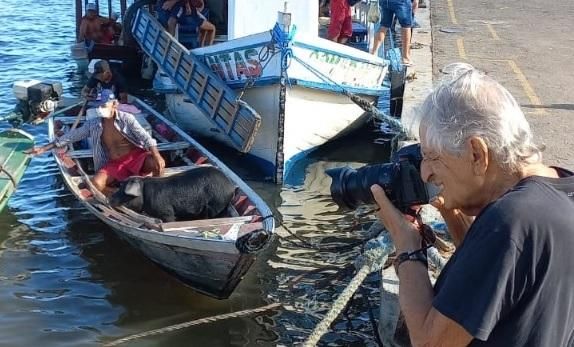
48;96;275;299
0;129;35;212
132;0;390;184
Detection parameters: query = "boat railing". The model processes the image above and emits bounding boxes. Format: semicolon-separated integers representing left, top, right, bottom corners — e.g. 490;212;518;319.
131;9;262;153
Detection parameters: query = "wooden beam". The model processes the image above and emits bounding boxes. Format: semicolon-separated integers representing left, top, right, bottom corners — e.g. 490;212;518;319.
75;0;82;41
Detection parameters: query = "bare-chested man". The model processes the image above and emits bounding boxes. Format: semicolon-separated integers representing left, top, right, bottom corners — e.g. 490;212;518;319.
78;3;109;43
26;90;165;195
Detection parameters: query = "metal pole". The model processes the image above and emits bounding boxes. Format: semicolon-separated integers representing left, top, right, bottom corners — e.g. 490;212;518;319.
108;0;112;18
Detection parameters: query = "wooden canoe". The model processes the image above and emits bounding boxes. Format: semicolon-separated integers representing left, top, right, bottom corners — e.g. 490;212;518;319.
48;96;275;299
0;129;34;212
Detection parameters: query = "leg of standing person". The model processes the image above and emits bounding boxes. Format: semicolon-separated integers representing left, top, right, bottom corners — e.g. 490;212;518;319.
339;3;353;44
371;1;394;55
328;0;345;42
392;0;413;64
411;0;420;28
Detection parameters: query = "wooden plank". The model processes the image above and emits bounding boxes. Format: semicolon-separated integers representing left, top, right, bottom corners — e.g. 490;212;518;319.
169;49;183;73
197;74;210;101
132;9;262;153
160;216;254;232
162;39;172;65
150;26;161;55
67;141;190;159
227;102;240;134
210;88;225;119
184;58;196;92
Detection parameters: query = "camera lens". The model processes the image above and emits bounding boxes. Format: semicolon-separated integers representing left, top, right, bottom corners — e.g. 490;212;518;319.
325;163;395;210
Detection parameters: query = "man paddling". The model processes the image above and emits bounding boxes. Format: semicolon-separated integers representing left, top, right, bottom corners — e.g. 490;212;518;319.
26;90;165;195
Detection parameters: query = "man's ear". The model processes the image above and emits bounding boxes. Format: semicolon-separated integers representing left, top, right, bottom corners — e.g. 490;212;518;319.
124;179;142;197
467;137;489;176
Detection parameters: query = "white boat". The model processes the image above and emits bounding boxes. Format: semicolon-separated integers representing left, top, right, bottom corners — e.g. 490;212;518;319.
132;0;389;184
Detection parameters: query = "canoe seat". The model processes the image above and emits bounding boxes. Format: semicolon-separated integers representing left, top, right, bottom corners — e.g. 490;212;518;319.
160;215;254;232
163;165;198;176
67;141;191;159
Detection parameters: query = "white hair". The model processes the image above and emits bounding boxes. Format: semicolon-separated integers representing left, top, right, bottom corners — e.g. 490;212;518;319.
408;63;542;172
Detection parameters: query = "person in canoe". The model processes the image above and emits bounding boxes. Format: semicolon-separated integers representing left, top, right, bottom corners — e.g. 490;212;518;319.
25;90;165;195
82;59;128;104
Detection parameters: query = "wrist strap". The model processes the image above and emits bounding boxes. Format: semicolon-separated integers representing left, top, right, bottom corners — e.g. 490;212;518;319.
393;246;429;275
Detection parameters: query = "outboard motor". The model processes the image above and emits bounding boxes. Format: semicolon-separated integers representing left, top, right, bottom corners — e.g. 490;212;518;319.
12;80;63;122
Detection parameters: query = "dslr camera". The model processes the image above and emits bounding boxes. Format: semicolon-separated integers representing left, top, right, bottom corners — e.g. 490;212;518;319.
325;143;437;212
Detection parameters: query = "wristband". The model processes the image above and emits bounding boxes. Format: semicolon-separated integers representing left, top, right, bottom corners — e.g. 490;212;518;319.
393;247;429;275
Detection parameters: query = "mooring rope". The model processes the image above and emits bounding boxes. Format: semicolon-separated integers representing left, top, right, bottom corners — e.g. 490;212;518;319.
303;232;395;346
103;303;282;346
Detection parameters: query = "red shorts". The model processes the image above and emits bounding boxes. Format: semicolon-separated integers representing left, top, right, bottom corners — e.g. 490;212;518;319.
99;147;151;182
328;0;353;40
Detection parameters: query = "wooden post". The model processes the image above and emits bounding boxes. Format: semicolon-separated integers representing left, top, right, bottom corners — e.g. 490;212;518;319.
120;0;127;17
107;0;112;18
75;0;82;41
95;0;99;14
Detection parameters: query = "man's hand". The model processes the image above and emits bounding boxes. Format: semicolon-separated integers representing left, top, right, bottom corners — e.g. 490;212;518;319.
370;184;422;253
152;153;165;177
430;195;474;247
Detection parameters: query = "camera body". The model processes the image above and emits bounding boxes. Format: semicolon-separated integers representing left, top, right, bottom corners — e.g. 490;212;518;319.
326;143;434;211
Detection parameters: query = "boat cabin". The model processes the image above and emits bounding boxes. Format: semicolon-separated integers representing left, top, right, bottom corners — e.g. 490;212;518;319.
71;0;373;78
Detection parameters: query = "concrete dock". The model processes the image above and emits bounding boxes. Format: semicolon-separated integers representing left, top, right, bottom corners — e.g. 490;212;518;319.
405;0;574;167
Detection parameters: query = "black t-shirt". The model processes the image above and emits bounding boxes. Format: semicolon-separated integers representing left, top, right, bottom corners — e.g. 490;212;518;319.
85;73;127;96
433;167;574;346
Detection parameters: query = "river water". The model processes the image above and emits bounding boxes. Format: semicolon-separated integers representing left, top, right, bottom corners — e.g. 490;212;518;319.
0;1;393;346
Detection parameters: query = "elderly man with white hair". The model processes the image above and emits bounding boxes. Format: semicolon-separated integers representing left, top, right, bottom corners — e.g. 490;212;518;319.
371;63;574;346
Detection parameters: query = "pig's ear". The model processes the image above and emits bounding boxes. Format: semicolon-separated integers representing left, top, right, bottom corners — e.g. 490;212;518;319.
124;179;142;197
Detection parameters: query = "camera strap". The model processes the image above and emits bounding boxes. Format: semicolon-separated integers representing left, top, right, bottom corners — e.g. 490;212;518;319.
404;207;437;249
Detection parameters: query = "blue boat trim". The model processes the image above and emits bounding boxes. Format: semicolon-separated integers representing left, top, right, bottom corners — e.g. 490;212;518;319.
293;41;389;67
195;40;271;57
292;80;386;96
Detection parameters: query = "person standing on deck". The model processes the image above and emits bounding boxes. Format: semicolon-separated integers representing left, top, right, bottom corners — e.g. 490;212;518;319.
78;3;109;44
156;0;184;36
370;0;413;65
328;0;353;43
26;90;165;195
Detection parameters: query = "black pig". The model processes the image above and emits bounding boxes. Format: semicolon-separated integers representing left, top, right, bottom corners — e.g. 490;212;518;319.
109;166;238;222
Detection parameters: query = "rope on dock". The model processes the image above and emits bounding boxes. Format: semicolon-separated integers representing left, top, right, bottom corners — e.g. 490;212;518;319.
303;232;395;347
102;303;282;346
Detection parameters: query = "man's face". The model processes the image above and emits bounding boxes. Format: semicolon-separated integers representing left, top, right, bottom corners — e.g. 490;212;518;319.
419;131;484;215
101;69;112;82
97;101;116;119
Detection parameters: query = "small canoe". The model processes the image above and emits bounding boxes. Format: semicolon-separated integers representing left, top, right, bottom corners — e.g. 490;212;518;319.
48;96;275;299
0;129;34;212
